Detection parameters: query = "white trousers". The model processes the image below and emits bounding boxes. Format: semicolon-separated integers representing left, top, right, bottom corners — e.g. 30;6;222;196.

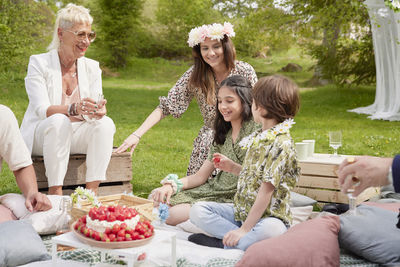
32;114;116;187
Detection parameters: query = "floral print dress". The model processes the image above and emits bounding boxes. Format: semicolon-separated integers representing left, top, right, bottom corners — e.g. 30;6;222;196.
234;120;300;226
169;120;260;206
158;61;258;176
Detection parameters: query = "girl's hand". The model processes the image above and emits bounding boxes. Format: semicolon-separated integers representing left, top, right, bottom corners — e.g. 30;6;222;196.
213;153;239;174
223;228;247;247
115;132;141;156
152;184;174;205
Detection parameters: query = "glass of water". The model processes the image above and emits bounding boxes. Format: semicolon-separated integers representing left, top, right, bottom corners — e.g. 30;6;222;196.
329;131;342;157
84;93;104;122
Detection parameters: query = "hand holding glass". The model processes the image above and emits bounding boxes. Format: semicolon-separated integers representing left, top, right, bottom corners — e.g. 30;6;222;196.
84;94;104;122
329;131;342;157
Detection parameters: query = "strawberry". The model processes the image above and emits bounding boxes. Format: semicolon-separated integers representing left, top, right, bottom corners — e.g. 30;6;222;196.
125;236;133;241
117;229;126;237
93;231;101;241
144;230;152;238
120;223;127;230
125;233;131;239
132;232;139;240
105;227;112;235
101;233;108;242
108;233;116;242
213;157;220;163
85;228;92;237
107;214;116;222
108;205;115;212
112;224;120;234
116;236;125;242
116;214;126;221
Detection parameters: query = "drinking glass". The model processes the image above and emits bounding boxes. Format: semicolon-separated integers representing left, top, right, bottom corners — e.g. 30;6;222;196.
329;131;342;157
84;93;104;122
341;176;363;216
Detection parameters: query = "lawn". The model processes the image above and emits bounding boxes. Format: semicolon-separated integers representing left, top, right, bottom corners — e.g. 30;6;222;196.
1;49;400;197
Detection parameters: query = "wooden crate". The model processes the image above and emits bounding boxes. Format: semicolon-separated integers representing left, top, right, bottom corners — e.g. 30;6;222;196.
294;153;380;205
32;150;132;196
71;194;154;222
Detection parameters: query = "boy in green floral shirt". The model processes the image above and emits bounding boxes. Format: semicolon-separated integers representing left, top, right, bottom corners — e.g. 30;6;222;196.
190;75;300;251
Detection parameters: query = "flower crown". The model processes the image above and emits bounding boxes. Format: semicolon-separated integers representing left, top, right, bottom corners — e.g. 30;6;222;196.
187;22;235;47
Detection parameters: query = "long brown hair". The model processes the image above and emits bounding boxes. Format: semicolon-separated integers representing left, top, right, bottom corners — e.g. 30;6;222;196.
188;35;236;105
213;75;253;145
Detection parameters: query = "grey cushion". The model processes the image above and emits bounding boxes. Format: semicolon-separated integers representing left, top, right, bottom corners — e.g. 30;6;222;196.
339;205;400;266
0;220;50;267
290;191;317;207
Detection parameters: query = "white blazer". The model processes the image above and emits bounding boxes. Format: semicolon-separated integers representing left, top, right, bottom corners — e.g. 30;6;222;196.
20;49;102;153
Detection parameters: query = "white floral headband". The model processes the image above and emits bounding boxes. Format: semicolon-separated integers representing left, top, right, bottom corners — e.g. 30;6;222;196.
187;22;235;48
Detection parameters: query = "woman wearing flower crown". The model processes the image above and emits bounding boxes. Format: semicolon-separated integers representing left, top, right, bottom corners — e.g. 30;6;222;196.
116;22;257;176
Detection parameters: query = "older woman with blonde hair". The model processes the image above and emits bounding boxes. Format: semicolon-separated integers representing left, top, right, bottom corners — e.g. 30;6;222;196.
20;3;115;195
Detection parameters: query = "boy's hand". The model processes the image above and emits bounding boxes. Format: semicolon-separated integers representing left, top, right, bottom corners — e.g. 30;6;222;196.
223;228;247;247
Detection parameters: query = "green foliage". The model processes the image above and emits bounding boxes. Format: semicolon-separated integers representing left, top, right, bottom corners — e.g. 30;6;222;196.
0;0;53;73
235;3;296;57
2;55;399;196
212;0;263;17
94;0;144;68
155;0;222;57
282;0;375;85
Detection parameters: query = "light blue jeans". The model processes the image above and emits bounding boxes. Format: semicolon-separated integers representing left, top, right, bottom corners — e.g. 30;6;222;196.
190;201;287;251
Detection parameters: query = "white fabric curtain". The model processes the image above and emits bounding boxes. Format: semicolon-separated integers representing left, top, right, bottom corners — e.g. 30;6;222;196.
349;0;400;121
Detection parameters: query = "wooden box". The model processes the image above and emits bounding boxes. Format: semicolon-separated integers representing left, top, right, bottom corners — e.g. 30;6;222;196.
33;150;132;196
71;194;154;222
294;153;380;205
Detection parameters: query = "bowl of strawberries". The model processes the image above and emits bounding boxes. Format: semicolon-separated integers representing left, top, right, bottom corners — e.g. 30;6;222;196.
71;205;155;249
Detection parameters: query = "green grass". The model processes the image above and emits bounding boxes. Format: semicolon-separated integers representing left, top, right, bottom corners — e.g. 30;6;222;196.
1;49;400;197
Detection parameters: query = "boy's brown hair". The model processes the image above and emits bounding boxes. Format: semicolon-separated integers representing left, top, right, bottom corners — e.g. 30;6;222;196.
252;75;300;123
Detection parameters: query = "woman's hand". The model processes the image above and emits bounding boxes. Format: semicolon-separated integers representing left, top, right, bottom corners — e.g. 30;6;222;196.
115;132;141;156
152;184;174;205
223;227;247;247
212;153;242;175
80;98;107;119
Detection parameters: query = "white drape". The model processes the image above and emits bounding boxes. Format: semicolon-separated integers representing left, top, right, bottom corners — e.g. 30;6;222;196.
349;0;400;121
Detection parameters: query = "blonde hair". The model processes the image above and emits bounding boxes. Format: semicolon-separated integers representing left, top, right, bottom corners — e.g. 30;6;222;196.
47;3;93;51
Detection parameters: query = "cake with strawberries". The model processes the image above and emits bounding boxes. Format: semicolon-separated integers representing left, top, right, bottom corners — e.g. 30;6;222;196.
74;205;154;242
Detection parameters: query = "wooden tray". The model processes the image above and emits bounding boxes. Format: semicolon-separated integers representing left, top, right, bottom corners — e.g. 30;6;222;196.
71;222;154;249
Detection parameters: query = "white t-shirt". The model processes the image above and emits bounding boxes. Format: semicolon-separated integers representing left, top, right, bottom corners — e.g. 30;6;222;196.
0;105;32;172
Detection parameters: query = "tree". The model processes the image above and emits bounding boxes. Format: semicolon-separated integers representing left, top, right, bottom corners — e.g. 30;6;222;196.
0;0;53;73
280;0;374;85
156;0;222;57
94;0;144;68
234;2;296;57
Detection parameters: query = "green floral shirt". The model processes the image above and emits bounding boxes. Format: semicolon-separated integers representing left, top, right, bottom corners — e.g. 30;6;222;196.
169;120;260;206
234;121;300;225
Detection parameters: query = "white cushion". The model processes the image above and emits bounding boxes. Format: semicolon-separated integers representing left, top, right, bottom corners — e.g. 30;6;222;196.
0;193;69;235
290;205;313;225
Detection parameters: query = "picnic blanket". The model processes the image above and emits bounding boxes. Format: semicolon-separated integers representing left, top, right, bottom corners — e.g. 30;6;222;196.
20;224;378;267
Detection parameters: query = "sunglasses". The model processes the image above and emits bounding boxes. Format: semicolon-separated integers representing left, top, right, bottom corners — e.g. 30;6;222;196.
65;30;96;42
